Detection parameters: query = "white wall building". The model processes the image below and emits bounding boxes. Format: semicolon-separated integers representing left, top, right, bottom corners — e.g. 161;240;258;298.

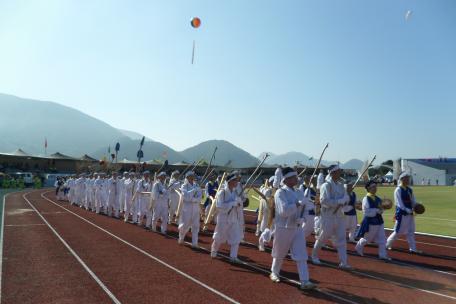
401;158;456;186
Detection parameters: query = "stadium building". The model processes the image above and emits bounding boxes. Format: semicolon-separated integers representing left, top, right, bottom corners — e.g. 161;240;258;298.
401;158;456;186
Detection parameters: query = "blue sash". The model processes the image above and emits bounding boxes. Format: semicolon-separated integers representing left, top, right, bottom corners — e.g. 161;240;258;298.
344;192;357;216
356;195;384;238
399;186;413;209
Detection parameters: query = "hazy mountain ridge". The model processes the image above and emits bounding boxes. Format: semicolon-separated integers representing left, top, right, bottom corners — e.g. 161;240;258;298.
0;93;260;167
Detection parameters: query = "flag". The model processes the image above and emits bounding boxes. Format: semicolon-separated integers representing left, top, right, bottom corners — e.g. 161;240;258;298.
45;138;48;149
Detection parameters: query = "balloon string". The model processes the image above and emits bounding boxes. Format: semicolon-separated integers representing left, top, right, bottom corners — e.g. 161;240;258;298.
192;40;195;64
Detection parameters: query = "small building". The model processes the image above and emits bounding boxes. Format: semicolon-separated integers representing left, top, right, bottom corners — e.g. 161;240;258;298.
401;158;456;186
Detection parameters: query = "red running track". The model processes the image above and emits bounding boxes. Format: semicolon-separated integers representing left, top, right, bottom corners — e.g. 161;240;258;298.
1;189;455;304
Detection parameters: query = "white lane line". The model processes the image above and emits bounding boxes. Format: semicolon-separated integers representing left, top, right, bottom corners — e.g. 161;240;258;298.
5;224;46;227
40;191;240;304
22;193;122;304
415;217;456;222
237;239;456;301
0;193;8;304
177;236;360;304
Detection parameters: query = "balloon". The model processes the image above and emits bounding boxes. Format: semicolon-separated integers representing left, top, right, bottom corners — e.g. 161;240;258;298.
191;17;201;28
405;10;412;22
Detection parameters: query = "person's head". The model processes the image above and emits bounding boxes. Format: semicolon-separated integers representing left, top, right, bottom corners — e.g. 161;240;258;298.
143;170;150;180
399;172;411;186
171;170;179;179
303;175;311;185
157;171;167;183
365;180;377;195
129;172;135;179
268;176;275;187
281;167;298;188
185;171;195;184
226;172;239;190
328;165;343;181
112;172;118;179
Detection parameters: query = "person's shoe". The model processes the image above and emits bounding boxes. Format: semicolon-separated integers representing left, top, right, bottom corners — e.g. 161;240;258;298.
210;251;217;258
387;246;392;251
311;256;321;265
409;249;423;254
178;238;184;245
258;244;265;252
355;244;364;257
300;281;316;290
230;257;242;264
379;256;392;261
339;263;353;270
269;273;280;283
255;230;260;237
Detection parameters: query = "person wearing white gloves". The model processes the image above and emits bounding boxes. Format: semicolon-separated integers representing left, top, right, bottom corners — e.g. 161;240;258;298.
269;167;316;290
311;164;352;270
210;172;245;263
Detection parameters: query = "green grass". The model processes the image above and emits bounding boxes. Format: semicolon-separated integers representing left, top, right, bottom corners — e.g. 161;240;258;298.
247;186;456;237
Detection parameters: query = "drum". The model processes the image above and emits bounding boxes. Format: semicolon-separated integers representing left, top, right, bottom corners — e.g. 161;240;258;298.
414;203;425;214
381;198;393;210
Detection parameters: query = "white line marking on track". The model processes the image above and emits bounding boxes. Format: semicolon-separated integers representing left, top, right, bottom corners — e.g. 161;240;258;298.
22;193;122;304
240;239;456;301
0;193;8;304
4;224;46;227
40;191;240;304
179;236;360;304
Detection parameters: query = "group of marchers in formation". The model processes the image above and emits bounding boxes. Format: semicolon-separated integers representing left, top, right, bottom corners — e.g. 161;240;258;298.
54;165;422;291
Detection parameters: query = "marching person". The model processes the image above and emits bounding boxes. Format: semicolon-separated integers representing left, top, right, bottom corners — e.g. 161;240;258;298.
135;171;152;226
386;172;421;253
123;172;136;222
149;172;170;234
168;170;181;224
343;182;358;242
258;177;275;251
94;173;104;214
210;172;245;263
178;171;202;247
299;175;317;239
106;172;121;218
311;164;352;270
355;180;391;260
118;172;129;214
203;175;219;223
269;167;316;290
257;176;274;236
316;169;325;190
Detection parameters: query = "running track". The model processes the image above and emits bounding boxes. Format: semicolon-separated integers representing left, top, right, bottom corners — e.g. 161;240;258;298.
2;189;455;303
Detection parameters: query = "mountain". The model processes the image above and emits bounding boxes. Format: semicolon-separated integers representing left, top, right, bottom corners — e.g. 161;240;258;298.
266;152;317;166
257;152;276;161
0;93;124;156
340;159;364;171
118;129;153;141
180;140;259;168
91;136;186;164
264;150;363;170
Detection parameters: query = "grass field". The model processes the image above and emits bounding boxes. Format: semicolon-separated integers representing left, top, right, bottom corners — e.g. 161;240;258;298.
247;186;456;237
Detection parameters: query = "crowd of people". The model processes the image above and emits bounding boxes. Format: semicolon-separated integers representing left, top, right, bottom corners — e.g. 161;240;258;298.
54;165;423;291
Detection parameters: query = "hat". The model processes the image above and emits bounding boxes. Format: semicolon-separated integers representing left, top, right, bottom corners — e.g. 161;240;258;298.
171;170;179;175
185;171;195;178
268;176;275;183
226;172;238;183
157;171;167;178
281;167;297;180
365;180;377;190
399;171;411;180
129;172;135;177
143;170;150;175
328;164;341;174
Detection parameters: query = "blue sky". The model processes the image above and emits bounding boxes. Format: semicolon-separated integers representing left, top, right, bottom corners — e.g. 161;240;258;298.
0;0;455;162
